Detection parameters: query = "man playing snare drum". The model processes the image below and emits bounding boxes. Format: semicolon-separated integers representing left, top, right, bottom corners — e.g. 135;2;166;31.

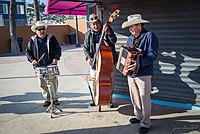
26;21;61;107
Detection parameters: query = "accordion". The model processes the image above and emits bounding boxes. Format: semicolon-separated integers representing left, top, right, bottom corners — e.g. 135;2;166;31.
116;46;143;76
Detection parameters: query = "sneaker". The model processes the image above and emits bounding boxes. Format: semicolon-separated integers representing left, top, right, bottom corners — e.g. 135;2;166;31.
43;101;50;107
129;118;141;124
53;100;60;105
138;127;149;134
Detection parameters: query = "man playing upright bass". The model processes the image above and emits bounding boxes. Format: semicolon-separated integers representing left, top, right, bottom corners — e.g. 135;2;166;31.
83;12;119;109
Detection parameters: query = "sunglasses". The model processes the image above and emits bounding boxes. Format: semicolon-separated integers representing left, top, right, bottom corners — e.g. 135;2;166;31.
37;27;45;31
90;16;98;22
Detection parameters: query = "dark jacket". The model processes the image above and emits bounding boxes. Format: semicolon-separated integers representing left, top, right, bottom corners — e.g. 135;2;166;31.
126;28;159;77
25;34;61;66
83;26;118;64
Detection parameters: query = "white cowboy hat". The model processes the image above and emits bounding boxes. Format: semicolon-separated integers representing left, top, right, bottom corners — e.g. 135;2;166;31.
31;21;47;32
121;14;149;29
88;13;100;23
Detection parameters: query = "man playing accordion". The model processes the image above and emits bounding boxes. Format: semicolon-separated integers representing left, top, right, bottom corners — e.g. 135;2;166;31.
121;14;159;134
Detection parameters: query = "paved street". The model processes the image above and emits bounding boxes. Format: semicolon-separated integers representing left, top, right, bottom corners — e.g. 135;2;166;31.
0;45;199;134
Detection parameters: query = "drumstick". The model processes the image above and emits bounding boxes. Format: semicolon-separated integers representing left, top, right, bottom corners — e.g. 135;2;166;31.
38;53;45;63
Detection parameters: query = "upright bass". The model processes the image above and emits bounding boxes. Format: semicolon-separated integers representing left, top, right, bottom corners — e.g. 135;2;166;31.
89;10;120;112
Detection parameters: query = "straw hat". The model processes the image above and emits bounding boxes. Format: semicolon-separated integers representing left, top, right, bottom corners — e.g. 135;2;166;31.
31;21;47;32
121;14;149;29
89;14;99;23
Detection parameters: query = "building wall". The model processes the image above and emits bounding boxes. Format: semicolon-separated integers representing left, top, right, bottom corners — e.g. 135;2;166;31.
99;0;200;106
66;18;87;44
0;0;27;26
0;19;87;53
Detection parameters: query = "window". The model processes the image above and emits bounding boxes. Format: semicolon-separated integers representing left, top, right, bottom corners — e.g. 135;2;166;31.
17;5;25;14
0;3;8;14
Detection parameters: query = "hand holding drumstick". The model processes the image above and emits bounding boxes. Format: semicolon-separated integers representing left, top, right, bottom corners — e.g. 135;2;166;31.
32;53;45;67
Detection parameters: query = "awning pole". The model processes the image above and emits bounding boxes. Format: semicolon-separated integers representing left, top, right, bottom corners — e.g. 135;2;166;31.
75;15;81;47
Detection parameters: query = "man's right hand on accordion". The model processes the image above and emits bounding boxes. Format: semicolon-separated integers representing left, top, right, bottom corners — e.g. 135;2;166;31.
126;57;140;76
127;62;137;72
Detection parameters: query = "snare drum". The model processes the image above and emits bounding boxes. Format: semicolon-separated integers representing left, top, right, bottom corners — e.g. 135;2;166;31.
35;67;48;77
35;65;59;78
47;65;60;76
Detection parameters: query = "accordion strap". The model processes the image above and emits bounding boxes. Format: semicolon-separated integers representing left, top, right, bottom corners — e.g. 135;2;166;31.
132;33;146;48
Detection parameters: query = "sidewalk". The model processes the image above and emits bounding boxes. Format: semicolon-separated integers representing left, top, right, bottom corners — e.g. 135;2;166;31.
0;45;199;134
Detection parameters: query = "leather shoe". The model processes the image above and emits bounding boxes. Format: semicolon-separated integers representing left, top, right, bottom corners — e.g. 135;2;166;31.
89;101;96;106
139;127;149;134
108;102;114;108
129;118;140;124
43;101;50;107
53;100;60;105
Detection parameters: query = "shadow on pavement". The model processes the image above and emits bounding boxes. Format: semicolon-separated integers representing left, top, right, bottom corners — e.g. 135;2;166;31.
43;116;200;134
0;92;91;114
43;124;136;134
116;99;200;133
152;115;200;134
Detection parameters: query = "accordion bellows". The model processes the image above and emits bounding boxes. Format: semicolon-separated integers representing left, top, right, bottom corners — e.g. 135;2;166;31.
116;46;143;76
